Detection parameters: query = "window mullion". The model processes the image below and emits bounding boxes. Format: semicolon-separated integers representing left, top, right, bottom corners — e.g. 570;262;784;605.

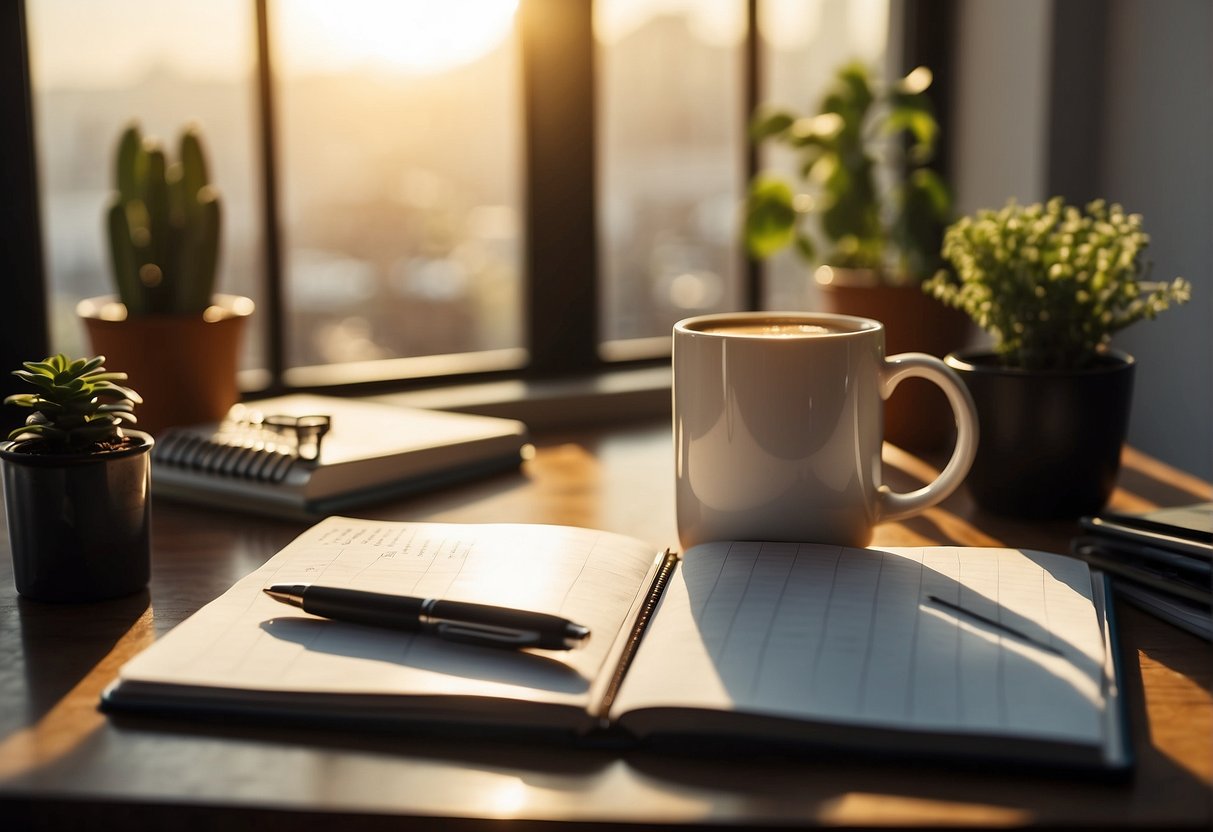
520;0;599;375
0;0;50;432
254;0;287;390
744;0;762;311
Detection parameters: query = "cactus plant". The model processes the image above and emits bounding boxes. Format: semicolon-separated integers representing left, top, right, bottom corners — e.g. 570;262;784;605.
106;122;221;316
5;354;142;452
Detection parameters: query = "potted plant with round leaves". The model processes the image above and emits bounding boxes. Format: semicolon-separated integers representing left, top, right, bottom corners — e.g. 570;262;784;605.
745;61;969;449
1;355;153;601
925;197;1192;518
78;121;253;435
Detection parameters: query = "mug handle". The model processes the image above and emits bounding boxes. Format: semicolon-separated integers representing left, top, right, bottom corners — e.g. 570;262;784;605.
876;352;979;523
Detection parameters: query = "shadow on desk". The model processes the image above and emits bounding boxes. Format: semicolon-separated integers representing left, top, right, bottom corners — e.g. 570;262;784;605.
10;592;150;730
104;709;614;778
95;698;1213;832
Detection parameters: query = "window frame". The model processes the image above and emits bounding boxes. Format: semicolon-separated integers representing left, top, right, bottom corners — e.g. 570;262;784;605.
2;0;953;402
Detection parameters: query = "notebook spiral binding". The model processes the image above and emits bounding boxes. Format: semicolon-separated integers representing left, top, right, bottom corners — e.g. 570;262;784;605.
152;406;332;484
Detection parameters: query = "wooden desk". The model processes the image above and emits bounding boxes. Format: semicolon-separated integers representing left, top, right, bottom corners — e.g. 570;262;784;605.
1;420;1210;830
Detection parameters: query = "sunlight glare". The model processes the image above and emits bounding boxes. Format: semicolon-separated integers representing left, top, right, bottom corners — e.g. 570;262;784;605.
595;0;743;48
282;0;518;76
847;0;889;61
759;0;824;50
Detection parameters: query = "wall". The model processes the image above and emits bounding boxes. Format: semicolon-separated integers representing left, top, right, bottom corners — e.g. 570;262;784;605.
951;0;1212;480
1098;0;1212;480
950;0;1052;213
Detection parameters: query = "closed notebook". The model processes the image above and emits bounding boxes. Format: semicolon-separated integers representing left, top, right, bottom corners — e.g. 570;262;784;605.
151;395;530;517
103;517;1130;774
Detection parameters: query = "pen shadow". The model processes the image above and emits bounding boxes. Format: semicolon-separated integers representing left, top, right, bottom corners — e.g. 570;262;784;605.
259;616;591;695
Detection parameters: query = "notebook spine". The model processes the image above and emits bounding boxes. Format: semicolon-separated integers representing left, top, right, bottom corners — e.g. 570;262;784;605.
595;549;679;720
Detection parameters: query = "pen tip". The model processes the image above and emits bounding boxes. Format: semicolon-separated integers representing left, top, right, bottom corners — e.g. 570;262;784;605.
564;623;591;649
262;585;305;608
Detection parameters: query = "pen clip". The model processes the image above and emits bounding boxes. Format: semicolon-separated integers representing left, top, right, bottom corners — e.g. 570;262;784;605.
432;621;538;647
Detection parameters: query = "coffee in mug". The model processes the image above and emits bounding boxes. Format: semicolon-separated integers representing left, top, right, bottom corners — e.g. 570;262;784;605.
691;321;844;337
673;312;978;548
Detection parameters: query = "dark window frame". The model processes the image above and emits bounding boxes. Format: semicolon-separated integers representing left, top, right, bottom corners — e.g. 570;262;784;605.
1;0;953;400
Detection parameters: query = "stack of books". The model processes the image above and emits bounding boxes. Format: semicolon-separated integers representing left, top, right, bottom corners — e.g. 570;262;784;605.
1072;503;1212;640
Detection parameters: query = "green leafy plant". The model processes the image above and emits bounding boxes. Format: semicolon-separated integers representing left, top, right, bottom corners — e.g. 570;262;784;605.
5;354;142;452
744;61;950;283
107;121;221;316
924;197;1192;371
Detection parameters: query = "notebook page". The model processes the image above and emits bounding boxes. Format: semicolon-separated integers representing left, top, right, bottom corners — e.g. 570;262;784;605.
118;517;659;710
612;543;1108;745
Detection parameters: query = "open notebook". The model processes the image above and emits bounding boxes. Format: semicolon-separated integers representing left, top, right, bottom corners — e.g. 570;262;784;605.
102;517;1129;773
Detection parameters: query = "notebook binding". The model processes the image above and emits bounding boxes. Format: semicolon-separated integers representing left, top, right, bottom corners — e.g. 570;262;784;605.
153;430;300;483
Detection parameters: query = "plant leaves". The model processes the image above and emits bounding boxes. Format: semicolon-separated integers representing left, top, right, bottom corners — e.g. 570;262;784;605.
744;177;798;258
884;103;938;153
907;168;951;219
749;107;796;142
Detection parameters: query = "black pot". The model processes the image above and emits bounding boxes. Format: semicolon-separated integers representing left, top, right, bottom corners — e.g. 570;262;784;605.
1;431;153;602
945;350;1135;519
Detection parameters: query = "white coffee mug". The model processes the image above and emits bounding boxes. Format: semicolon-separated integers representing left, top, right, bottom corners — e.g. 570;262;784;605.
674;312;978;549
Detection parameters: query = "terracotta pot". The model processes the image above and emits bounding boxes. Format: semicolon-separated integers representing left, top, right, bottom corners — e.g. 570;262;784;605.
818;273;971;451
79;294;253;436
1;431;153;602
946;349;1135;519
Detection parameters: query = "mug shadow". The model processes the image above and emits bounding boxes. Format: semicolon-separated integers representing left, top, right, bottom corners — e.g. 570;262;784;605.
676;541;1109;741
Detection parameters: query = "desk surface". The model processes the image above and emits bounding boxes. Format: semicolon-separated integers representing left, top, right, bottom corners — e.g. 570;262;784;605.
1;420;1210;830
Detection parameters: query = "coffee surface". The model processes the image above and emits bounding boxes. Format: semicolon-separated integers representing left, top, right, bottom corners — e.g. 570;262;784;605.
691;320;850;337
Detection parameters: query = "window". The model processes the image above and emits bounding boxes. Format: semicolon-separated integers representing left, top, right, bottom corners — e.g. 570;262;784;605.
15;0;931;395
596;0;746;351
274;1;525;373
759;0;891;310
25;0;261;365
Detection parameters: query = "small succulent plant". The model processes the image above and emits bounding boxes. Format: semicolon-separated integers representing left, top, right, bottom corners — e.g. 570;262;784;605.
107;121;221;316
5;355;142;452
925;197;1192;371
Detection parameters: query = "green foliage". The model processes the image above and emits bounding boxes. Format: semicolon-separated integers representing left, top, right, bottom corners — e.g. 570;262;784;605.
4;355;142;451
744;62;951;283
924;198;1192;370
107;121;221;316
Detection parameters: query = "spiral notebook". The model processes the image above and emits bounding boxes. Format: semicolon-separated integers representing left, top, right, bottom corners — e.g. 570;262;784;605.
102;517;1131;775
151;395;530;518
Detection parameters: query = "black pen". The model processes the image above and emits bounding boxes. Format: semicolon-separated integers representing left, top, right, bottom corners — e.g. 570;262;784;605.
263;583;591;650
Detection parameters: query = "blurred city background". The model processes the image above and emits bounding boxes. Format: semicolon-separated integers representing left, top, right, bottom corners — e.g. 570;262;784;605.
28;0;887;372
